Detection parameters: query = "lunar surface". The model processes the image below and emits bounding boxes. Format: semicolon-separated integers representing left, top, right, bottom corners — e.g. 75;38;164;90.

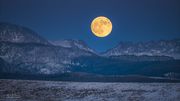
91;16;112;37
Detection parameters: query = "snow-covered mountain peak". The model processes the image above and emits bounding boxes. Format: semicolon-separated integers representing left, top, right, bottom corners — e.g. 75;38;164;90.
49;39;95;53
104;39;180;59
0;22;50;45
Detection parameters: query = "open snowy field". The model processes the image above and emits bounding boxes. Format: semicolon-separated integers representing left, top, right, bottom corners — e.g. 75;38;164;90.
0;79;180;101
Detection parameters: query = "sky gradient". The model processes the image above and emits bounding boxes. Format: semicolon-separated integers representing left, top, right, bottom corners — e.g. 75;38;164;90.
0;0;180;52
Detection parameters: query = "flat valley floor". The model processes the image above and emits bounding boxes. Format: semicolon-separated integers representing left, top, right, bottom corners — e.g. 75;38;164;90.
0;79;180;101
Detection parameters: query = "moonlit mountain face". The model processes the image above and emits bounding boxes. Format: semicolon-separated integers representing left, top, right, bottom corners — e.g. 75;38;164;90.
0;23;96;74
104;39;180;59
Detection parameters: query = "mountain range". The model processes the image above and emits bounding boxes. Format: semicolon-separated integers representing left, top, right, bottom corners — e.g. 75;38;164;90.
0;22;180;80
104;39;180;59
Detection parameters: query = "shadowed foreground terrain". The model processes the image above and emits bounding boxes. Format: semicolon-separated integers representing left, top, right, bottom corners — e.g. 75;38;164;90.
0;79;180;101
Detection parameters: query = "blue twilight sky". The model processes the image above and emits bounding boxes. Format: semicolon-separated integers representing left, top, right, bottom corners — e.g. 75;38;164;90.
0;0;180;52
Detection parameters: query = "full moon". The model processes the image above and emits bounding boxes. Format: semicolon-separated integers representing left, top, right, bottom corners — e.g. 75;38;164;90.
91;16;112;37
